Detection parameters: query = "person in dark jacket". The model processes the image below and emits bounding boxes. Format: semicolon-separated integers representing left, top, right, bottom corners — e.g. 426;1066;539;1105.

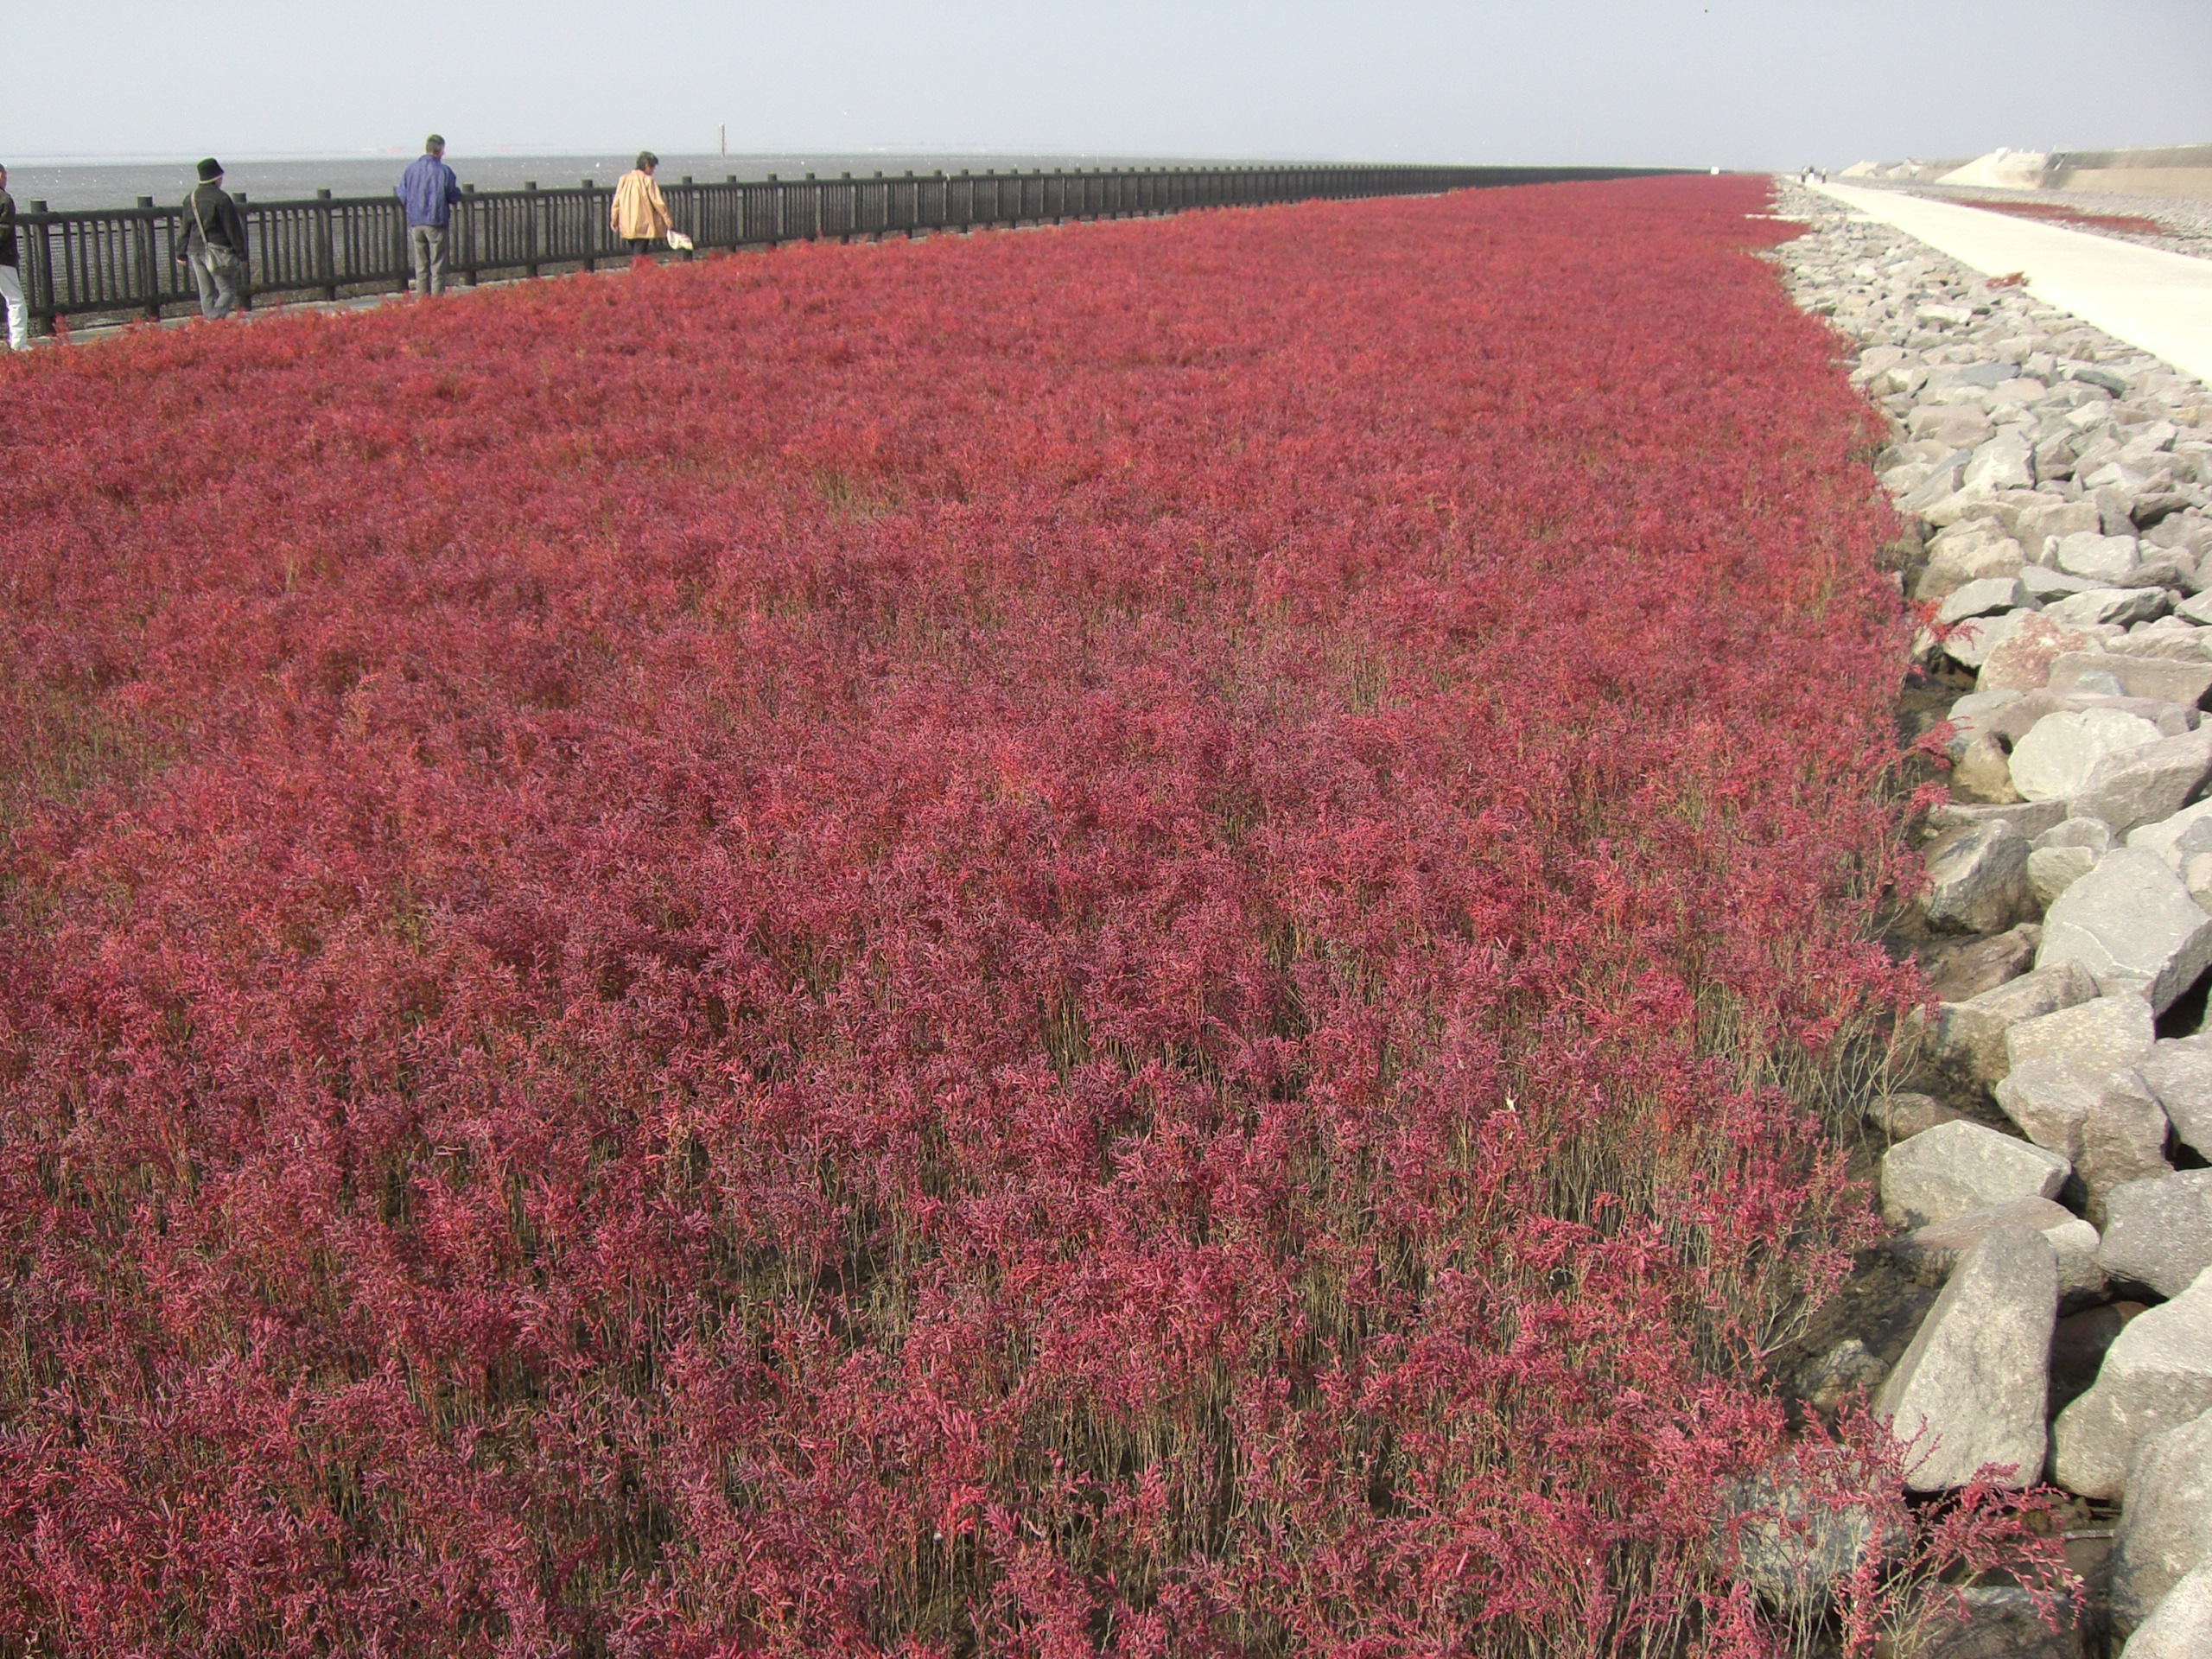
174;157;248;321
397;135;463;297
0;165;24;350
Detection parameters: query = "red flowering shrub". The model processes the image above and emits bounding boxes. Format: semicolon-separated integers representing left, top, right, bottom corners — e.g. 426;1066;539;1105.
1966;198;2166;238
0;177;2012;1654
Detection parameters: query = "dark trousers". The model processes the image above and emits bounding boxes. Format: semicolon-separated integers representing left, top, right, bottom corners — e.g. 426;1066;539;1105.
625;238;658;256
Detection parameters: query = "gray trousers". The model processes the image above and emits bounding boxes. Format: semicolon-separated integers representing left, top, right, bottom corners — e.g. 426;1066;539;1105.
186;247;242;319
410;225;448;296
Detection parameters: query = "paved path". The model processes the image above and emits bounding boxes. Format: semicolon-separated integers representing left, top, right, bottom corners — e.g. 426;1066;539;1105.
1812;181;2212;388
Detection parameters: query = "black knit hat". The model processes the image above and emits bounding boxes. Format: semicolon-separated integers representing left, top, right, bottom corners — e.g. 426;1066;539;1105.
196;157;223;182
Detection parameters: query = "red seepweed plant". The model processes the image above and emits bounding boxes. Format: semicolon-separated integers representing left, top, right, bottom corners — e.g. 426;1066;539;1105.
0;176;2057;1655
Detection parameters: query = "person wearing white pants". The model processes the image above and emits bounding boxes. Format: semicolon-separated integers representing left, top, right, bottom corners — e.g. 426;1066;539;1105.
0;165;29;350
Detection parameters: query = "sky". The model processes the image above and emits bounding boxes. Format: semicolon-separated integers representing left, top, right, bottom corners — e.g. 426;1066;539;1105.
3;0;2208;171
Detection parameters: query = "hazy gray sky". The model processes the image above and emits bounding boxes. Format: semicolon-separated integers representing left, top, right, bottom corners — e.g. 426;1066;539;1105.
5;0;2208;169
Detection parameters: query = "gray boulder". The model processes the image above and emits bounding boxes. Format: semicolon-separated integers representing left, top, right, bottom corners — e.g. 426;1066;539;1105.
1937;576;2033;626
2099;1172;2212;1299
1880;1121;2072;1230
1994;1060;2171;1222
1945;608;2036;671
1924;820;2031;933
2128;800;2212;869
2140;1039;2212;1157
2028;845;2096;909
1719;1467;1878;1615
2007;709;2162;801
2121;1562;2212;1658
1930;960;2098;1084
2053;1266;2212;1499
2037;849;2212;1012
2071;729;2212;839
1919;527;2028;602
2004;993;2157;1076
1900;1584;2082;1659
2055;530;2142;583
2048;652;2212;707
2044;587;2170;629
1963;433;2037;495
1927;922;2043;1001
1897;1196;2105;1299
2113;1408;2212;1637
2017;499;2104;561
1876;1224;2057;1491
1870;1091;1967;1141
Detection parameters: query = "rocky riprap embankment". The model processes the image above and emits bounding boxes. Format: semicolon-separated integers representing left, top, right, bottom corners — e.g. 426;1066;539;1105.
1774;178;2212;1656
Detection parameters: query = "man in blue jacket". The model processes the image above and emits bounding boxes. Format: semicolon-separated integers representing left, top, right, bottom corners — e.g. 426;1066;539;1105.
397;135;463;297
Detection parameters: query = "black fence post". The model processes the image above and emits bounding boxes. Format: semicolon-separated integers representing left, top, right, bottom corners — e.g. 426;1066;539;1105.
315;189;337;301
136;197;160;321
524;181;539;278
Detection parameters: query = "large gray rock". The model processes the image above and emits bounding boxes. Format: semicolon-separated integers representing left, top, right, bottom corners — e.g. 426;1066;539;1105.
1880;1121;2073;1230
1963;432;2037;495
1930;798;2074;840
2140;1039;2212;1157
1897;1196;2105;1299
2007;709;2163;801
2028;845;2096;909
2044;587;2170;629
2121;1562;2212;1658
1876;1225;2057;1491
1937;576;2033;626
1945;608;2036;671
1993;1060;2171;1222
1901;1584;2082;1659
2113;1409;2212;1637
2048;652;2212;707
1918;524;2029;601
2099;1172;2212;1299
2055;530;2142;583
1930;960;2099;1084
1928;922;2043;1001
2128;800;2212;870
2017;499;2104;561
1719;1467;1878;1615
2053;1266;2212;1499
1980;619;2122;695
2072;729;2212;838
2037;849;2212;1012
2004;993;2158;1075
1924;820;2031;933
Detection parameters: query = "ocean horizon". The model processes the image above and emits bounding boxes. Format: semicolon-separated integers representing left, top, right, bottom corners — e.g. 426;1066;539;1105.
3;151;1268;212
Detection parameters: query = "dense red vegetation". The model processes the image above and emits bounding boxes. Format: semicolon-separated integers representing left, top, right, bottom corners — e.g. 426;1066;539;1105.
1966;198;2166;238
0;177;2012;1654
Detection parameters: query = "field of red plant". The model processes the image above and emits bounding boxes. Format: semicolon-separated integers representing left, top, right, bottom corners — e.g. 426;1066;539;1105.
0;177;2005;1655
1964;197;2168;238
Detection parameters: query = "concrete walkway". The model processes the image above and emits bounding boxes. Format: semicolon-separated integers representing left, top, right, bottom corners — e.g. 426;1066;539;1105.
1812;181;2212;388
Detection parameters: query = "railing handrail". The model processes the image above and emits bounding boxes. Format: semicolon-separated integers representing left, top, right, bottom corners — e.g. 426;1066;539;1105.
13;162;1687;332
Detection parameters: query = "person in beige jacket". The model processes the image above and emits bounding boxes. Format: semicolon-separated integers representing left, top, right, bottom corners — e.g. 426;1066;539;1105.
610;151;671;254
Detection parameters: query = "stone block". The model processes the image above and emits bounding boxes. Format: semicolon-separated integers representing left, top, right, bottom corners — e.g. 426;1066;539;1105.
2099;1172;2212;1299
1930;961;2098;1084
1877;1224;2056;1491
2036;849;2212;1012
2072;729;2212;839
2052;1266;2212;1500
2007;709;2163;801
1880;1120;2072;1230
2112;1408;2212;1637
1924;820;2031;933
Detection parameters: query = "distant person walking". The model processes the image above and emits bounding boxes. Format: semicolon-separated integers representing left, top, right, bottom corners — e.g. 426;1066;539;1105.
610;152;671;255
397;135;463;297
175;158;248;321
0;165;26;351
